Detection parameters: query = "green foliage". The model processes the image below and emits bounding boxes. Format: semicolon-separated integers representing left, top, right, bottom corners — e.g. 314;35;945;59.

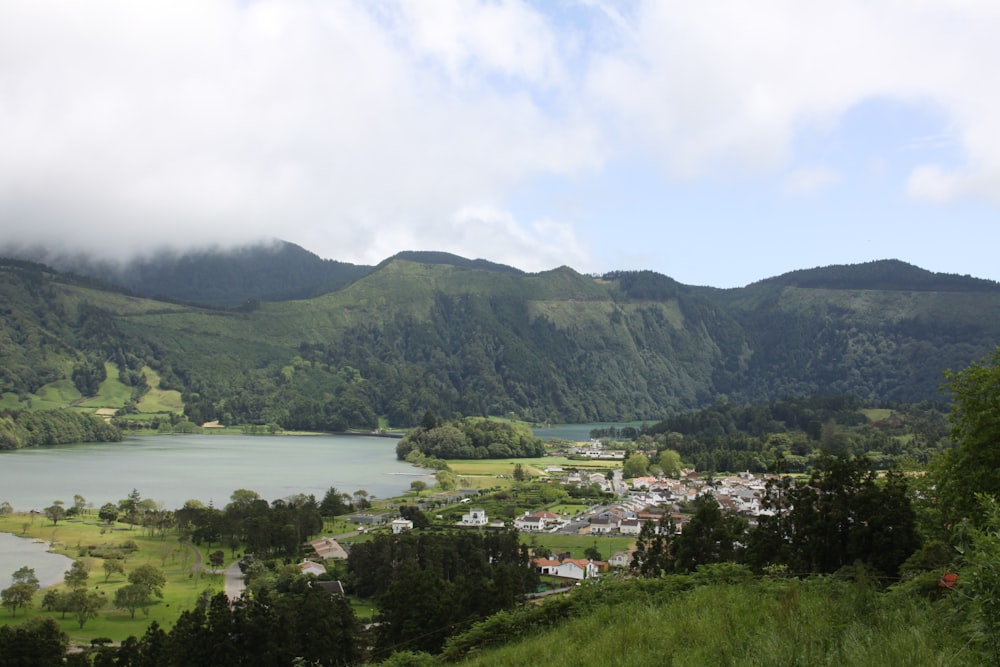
936;346;1000;524
348;531;538;655
747;456;920;577
0;409;122;449
0;617;68;666
956;494;1000;663
3;254;1000;428
1;567;40;617
397;417;546;461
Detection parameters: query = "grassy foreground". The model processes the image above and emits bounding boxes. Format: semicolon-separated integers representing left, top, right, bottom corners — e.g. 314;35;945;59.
452;575;977;667
0;513;221;645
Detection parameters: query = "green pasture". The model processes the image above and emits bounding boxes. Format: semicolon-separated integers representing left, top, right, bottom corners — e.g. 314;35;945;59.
135;367;184;414
860;408;894;422
525;534;634;561
445;457;619;477
545;503;591;517
76;363;132;410
0;514;223;645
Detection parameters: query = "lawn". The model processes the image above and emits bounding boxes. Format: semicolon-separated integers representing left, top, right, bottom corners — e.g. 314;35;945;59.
526;534;634;561
76;363;133;410
445;457;619;477
0;513;222;646
135;367;184;414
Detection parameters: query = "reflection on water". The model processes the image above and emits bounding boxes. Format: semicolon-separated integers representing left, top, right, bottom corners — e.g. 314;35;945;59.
0;434;431;512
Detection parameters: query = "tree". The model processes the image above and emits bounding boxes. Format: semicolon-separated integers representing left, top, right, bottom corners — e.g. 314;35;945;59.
209;551;226;571
622;452;649;479
98;502;118;525
0;501;12;516
512;463;527;481
435;470;458;491
410;480;427;497
44;501;66;525
1;567;40;617
353;490;370;510
102;558;125;582
319;487;351;516
69;589;104;628
657;449;683;477
937;347;1000;524
0;618;68;666
114;583;154;620
64;560;89;591
129;564;167;598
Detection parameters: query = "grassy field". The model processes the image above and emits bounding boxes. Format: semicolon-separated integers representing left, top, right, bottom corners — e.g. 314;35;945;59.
0;513;222;645
526;534;634;561
446;457;620;477
135;367;184;414
77;363;133;410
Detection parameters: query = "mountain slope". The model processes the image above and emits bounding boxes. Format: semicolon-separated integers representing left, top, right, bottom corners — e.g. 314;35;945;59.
2;254;998;427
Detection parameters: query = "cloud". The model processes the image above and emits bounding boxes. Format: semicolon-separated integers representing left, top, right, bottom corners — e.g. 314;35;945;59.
585;0;1000;196
0;0;599;268
2;1;1000;275
782;166;840;196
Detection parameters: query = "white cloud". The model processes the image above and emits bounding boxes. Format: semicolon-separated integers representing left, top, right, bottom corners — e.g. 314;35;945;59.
2;0;1000;275
0;0;599;268
782;166;840;196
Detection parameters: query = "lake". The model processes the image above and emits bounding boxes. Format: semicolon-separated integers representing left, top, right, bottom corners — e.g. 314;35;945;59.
0;433;432;513
0;532;74;588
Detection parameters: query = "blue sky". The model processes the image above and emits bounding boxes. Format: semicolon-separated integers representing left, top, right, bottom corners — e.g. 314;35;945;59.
1;1;998;287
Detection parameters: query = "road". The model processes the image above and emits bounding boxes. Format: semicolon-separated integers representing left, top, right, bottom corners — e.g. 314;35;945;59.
224;561;245;599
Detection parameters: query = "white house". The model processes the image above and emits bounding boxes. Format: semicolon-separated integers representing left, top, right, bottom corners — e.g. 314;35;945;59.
460;508;488;526
619;518;642;536
608;551;632;568
589;516;619;535
554;558;598;580
391;518;414;534
514;511;561;532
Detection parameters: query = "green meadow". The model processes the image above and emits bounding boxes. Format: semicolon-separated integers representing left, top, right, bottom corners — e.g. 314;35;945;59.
0;513;223;645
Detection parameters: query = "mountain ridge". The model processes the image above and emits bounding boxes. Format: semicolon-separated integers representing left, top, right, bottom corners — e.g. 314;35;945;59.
2;246;998;428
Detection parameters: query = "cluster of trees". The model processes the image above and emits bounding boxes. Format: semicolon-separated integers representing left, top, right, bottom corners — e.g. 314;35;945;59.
5;584;360;666
347;530;538;655
632;454;919;578
0;409;122;450
395;414;546;461
629;396;950;473
174;489;323;560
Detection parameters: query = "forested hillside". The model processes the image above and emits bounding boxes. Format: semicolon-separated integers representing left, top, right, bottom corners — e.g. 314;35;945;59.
2;251;999;429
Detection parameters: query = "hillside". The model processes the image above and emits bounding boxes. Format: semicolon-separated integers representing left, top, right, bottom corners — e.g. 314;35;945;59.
1;252;999;429
5;240;371;306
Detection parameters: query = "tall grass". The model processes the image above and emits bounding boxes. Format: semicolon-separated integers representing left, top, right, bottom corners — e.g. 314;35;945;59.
456;577;977;667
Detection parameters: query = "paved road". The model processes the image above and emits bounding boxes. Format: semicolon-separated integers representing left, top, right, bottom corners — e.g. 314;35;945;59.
224;561;245;599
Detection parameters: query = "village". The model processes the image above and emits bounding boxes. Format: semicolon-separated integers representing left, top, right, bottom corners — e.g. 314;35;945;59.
301;439;779;586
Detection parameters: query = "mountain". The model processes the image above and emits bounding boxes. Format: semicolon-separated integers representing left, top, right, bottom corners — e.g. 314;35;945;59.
1;252;998;428
1;240;372;306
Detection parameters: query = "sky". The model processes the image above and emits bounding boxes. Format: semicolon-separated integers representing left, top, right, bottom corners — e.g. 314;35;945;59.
1;1;999;288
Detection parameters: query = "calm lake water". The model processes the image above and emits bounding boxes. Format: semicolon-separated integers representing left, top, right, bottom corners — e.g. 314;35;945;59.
0;433;431;513
0;532;74;589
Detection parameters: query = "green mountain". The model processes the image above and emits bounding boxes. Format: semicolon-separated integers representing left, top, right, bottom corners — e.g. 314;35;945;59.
5;240;372;306
1;252;998;429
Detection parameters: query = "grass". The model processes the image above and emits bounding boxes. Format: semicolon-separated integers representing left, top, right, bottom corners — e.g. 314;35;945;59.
456;579;980;667
135;367;184;414
526;535;634;561
76;364;133;410
446;457;619;477
32;381;82;410
860;408;894;422
0;513;222;646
